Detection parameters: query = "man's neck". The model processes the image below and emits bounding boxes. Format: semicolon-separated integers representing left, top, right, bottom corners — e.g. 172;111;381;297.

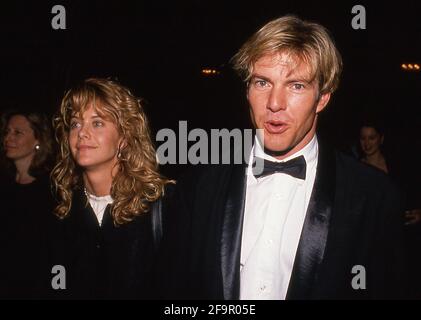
257;132;317;162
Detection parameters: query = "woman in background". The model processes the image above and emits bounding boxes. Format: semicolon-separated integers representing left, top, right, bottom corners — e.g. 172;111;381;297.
359;122;388;174
51;78;173;299
0;110;54;299
359;120;421;298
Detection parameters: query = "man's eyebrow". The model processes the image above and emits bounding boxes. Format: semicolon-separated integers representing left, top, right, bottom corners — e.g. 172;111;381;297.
285;67;314;83
251;73;312;84
285;77;312;84
250;74;271;82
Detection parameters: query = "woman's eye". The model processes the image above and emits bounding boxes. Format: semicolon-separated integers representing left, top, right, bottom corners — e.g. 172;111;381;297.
93;121;104;127
70;122;80;129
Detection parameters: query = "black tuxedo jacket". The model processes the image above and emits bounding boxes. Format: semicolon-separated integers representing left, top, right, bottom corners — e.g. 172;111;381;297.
157;142;406;299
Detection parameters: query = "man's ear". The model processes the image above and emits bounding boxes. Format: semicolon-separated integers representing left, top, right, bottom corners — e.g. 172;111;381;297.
316;92;331;113
246;86;258;128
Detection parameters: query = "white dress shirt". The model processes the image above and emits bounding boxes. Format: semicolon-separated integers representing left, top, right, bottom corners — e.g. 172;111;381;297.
85;191;113;227
240;135;319;300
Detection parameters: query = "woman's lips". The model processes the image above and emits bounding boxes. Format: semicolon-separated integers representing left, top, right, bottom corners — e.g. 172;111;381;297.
264;121;288;134
4;145;18;152
77;145;96;151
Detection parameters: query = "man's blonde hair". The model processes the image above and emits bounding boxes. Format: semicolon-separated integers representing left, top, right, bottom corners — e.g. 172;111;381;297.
232;15;343;94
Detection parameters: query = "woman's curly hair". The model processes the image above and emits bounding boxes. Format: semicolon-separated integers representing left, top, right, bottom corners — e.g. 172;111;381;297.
51;78;173;225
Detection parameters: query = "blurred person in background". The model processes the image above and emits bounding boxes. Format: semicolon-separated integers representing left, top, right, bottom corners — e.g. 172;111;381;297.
359;122;388;174
0;109;55;299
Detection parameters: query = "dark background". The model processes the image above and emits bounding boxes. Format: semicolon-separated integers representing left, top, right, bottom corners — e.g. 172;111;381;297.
1;0;420;178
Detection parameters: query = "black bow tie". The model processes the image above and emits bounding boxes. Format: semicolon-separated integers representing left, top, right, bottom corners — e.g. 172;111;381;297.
252;155;307;180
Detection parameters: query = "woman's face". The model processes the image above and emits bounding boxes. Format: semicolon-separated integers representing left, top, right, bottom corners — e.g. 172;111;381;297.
3;115;39;162
360;126;383;157
68;104;122;173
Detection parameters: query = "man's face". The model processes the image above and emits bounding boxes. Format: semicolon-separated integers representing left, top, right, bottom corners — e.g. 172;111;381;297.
247;52;331;159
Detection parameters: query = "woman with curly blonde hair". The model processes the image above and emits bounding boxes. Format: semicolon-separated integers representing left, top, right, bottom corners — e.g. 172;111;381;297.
51;78;173;299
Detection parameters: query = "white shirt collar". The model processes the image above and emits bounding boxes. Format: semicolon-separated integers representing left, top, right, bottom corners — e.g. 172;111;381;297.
84;189;113;226
85;192;113;203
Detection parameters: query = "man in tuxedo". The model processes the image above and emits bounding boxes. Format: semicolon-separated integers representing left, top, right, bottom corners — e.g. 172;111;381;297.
158;15;405;299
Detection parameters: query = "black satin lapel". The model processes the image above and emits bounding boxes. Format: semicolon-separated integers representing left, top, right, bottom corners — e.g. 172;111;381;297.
220;164;247;300
72;188;102;230
286;141;336;300
101;204;113;229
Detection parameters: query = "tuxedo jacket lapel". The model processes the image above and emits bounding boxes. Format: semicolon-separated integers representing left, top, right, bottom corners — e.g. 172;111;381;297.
72;189;101;231
286;142;336;300
220;164;247;300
